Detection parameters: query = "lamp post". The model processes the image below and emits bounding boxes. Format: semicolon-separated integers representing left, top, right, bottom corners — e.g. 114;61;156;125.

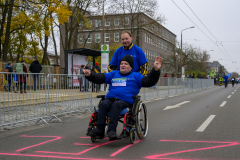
181;26;195;51
176;53;178;77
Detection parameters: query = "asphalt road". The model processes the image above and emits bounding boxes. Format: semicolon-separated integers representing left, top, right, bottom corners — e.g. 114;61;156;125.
0;84;239;160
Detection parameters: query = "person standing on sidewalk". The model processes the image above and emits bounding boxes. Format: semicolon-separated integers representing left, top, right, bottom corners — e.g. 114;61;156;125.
29;57;42;92
223;74;229;88
84;63;91;92
19;60;28;93
5;62;13;92
91;62;101;92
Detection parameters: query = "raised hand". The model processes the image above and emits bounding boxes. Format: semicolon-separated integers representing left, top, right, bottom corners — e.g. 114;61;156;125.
83;69;91;76
153;56;162;71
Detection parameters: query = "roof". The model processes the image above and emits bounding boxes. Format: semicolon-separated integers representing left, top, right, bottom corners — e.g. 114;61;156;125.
65;48;101;57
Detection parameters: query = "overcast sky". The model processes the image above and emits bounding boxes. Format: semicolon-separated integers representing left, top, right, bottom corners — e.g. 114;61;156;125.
158;0;240;74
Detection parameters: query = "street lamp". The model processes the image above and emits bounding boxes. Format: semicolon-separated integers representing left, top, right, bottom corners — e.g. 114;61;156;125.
176;53;178;77
181;26;195;51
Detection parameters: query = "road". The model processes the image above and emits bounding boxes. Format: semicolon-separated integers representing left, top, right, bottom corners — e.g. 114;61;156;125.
0;84;239;160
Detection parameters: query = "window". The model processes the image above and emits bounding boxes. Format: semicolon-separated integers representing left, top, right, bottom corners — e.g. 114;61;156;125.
145;33;146;43
58;60;60;65
114;18;119;26
114;32;119;42
49;59;54;65
105;19;110;26
88;20;92;27
95;20;101;27
95;33;100;43
123;17;129;25
78;34;83;44
105;33;110;42
87;34;91;43
79;21;83;28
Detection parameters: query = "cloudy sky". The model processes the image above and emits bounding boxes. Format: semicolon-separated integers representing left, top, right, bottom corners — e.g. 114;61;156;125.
158;0;240;74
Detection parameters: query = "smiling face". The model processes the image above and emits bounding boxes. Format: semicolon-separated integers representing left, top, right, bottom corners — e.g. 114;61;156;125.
120;61;132;74
121;33;133;47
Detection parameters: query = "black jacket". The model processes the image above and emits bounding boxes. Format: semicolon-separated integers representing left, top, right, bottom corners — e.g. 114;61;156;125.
29;60;42;73
86;67;160;87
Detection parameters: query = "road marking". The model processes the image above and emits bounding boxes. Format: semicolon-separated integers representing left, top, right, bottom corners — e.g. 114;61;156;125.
163;101;190;110
234;90;236;91
220;101;227;107
232;92;234;94
196;115;216;132
227;95;231;98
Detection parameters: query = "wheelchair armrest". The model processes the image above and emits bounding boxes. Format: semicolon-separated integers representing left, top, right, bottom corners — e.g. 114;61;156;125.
97;95;106;99
132;95;141;100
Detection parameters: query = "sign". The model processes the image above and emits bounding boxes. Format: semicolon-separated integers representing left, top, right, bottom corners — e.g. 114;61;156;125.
228;73;231;78
68;54;88;86
101;44;109;73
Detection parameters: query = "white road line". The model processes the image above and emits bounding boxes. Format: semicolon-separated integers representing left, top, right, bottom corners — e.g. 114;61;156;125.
234;90;236;91
196;115;216;132
163;101;190;110
232;92;234;94
227;95;231;98
220;101;227;107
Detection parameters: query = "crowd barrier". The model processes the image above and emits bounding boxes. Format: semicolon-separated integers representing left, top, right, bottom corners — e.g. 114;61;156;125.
0;72;214;127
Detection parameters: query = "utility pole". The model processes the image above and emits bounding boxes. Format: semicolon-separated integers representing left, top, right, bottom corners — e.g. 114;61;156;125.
102;0;105;44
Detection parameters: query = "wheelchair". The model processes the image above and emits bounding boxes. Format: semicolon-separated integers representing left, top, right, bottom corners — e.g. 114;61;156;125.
86;95;148;144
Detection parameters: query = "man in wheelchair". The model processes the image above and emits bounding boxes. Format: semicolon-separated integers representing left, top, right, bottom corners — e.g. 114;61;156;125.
83;55;162;141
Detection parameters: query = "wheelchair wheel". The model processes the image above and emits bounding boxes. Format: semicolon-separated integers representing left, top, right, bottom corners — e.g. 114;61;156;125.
135;101;148;140
130;129;136;144
91;136;97;143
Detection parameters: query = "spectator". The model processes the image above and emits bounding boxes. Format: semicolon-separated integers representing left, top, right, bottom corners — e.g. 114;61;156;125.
19;60;28;93
29;57;42;92
164;73;168;86
91;62;101;92
13;70;18;93
78;65;85;92
84;63;91;92
5;62;13;92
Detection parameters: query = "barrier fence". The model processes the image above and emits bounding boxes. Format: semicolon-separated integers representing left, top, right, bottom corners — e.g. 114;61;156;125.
0;72;214;127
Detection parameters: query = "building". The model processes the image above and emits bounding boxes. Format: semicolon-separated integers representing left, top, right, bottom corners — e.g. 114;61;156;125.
47;51;60;65
207;61;227;77
60;12;176;73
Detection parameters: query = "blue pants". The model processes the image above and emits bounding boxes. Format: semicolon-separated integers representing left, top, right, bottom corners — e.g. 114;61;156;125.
8;80;12;91
32;75;39;91
97;98;132;132
84;78;89;91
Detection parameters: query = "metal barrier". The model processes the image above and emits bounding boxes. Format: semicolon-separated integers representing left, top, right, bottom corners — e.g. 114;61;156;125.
0;72;214;127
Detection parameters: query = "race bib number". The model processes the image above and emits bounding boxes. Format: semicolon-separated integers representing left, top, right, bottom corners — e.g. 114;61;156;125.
232;78;234;80
112;78;126;86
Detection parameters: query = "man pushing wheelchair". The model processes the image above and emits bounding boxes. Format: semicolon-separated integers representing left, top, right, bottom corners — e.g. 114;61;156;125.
83;55;162;141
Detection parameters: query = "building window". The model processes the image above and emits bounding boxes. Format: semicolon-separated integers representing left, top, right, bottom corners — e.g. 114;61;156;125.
95;33;100;43
49;59;54;65
105;19;110;26
145;33;146;43
78;34;83;44
123;17;129;25
114;18;119;26
87;34;91;43
79;21;83;28
105;33;110;42
58;60;60;65
95;20;101;27
88;20;92;27
114;32;119;42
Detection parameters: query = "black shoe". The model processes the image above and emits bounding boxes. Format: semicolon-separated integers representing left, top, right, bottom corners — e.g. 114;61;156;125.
89;128;104;138
108;131;118;141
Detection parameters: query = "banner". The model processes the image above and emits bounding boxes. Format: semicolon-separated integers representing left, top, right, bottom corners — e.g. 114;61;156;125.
101;44;109;73
228;73;231;78
68;54;88;86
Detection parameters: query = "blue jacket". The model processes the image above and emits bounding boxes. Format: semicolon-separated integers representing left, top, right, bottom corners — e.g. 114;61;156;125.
86;68;160;104
223;76;228;82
